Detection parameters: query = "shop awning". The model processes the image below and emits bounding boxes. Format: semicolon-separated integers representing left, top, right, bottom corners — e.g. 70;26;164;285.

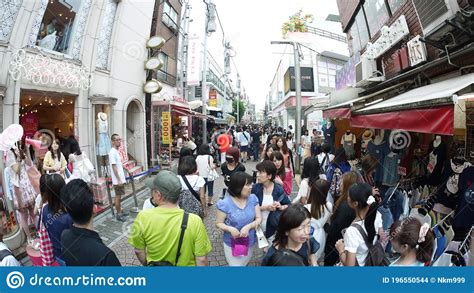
207;106;222;111
351;105;454;135
323;107;352;119
357;73;474;114
172;105;207;119
208;116;227;125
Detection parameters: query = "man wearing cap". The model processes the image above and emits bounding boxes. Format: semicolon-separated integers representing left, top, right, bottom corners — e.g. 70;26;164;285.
128;171;212;266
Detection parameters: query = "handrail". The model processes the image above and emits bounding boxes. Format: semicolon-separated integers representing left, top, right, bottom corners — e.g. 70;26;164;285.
306;26;347;43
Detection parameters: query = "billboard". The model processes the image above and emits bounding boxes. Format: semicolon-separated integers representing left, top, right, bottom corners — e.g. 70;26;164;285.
284;67;315;94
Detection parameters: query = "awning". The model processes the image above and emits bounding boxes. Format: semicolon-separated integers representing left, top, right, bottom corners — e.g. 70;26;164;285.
327;87;363;107
358;73;474;114
188;100;203;110
208;116;228;125
171;105;206;119
207;106;222;111
323;108;352;119
351;105;454;135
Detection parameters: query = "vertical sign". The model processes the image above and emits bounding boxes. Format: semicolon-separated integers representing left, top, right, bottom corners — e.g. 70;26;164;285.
162;111;171;144
187;35;201;86
208;89;217;107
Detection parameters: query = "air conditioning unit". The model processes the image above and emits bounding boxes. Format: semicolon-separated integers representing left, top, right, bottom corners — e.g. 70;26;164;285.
412;0;460;37
355;56;377;83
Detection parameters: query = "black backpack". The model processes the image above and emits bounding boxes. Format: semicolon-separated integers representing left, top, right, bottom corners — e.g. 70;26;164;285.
351;223;389;266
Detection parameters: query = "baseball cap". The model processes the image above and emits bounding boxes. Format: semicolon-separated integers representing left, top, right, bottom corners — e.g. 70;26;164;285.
145;170;182;202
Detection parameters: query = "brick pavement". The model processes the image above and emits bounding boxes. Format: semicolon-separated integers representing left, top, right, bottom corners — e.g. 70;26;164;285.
105;160;297;267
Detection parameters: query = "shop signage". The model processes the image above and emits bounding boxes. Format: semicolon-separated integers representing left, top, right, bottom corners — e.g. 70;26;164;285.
162;112;172;145
209;89;217;107
407;35;427;67
187;36;201;86
364;15;409;59
284;67;315;94
20;112;39;138
172;96;188;106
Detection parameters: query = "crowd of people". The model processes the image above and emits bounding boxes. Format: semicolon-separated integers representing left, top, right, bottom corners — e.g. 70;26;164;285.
1;123;468;268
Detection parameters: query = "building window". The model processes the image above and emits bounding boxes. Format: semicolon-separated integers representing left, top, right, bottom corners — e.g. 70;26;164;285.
36;0;82;54
157;52;169;81
355;9;370;49
364;0;390;36
96;0;118;70
162;2;178;32
0;0;22;42
388;0;406;14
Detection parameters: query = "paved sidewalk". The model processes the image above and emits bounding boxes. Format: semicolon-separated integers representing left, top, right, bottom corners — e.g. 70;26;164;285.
109;160;299;266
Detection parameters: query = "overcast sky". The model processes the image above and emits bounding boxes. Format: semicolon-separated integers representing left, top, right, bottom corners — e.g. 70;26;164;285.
196;0;343;111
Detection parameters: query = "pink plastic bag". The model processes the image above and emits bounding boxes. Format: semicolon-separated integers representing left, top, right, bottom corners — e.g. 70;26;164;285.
231;237;249;257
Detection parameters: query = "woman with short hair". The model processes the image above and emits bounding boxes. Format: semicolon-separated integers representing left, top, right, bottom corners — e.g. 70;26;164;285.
216;172;261;266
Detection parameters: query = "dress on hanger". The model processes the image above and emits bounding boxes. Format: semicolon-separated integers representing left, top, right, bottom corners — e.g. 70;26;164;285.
97;118;112;156
342;133;356;159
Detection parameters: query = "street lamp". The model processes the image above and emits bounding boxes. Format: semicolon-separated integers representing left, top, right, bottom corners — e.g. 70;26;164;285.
271;40;302;173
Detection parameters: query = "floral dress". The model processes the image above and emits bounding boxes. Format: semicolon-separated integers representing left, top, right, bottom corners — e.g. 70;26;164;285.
13;162;36;210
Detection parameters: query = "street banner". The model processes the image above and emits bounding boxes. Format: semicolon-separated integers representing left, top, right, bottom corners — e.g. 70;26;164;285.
161;111;171;145
186;36;201;86
209;89;217;107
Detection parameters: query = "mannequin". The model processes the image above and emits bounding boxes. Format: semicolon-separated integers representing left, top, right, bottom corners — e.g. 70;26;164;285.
361;129;373;155
367;129;389;185
96;112;112;177
322;120;336;154
341;130;356;159
427;135;446;186
382;138;404;186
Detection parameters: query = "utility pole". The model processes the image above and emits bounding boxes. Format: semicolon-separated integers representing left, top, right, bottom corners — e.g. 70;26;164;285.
178;2;191;99
236;74;240;124
293;42;302;174
202;0;215;144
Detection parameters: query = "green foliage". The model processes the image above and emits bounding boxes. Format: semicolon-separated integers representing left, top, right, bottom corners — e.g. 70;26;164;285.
282;9;314;38
232;99;246;121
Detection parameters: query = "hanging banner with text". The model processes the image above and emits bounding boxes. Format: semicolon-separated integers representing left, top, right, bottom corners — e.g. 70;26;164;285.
161;112;171;145
209;89;217;107
186;36;201;86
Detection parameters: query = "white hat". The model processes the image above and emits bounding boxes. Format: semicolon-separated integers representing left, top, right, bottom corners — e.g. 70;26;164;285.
98;112;107;121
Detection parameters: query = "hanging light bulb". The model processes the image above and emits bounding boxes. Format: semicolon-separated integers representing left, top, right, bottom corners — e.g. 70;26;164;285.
44;97;47;101
39;103;42;106
29;96;32;101
61;99;64;103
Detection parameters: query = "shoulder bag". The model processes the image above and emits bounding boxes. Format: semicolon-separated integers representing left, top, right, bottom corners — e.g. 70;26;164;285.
179;175;204;218
207;156;219;182
148;212;189;266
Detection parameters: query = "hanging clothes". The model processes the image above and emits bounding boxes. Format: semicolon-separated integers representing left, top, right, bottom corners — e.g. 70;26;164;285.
341;132;356;159
367;139;389;185
382;151;404;186
96;118;111;156
427;140;447;186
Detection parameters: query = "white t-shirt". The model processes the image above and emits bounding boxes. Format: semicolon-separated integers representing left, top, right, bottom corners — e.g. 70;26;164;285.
344;212;383;266
239;131;250;146
142;198;155;210
109;148;126;185
0;243;21;267
317;153;335;171
196;155;214;178
260;192;274;233
292;176;327;204
179;174;206;192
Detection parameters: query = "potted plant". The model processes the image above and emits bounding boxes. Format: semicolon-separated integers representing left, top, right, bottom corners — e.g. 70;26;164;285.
282;10;314;38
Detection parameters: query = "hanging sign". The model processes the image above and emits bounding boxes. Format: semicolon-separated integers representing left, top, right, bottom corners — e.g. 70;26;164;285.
407;35;427;67
162;112;171;145
186;36;201;86
209;89;217;107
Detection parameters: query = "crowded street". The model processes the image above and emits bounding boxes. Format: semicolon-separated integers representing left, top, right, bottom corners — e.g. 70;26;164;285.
0;0;473;285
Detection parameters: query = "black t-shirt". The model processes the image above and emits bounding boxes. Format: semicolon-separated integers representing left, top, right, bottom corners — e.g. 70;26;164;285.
61;226;121;266
251;131;261;144
221;163;246;186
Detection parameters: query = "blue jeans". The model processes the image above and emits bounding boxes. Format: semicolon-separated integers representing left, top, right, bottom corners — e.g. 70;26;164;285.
204;178;214;198
252;143;260;160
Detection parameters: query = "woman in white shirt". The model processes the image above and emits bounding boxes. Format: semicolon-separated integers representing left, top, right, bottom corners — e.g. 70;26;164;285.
305;179;333;260
335;183;383;266
317;143;335;175
196;144;217;206
178;156;207;217
301;130;312;160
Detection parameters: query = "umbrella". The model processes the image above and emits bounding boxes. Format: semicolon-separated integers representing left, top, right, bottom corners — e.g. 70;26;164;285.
0;124;24;151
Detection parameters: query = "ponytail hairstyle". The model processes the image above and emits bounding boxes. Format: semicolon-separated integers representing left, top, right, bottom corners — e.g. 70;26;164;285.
348;183;378;242
390;218;434;263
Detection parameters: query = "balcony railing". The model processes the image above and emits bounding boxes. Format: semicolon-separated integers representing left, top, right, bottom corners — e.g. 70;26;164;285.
306;26;347;43
157;70;177;85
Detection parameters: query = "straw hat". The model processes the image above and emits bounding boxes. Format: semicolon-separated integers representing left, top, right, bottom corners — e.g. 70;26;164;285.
362;129;373;141
98;112;107;121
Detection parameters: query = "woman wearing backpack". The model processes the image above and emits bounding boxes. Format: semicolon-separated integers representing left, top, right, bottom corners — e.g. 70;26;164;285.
326;148;351;205
317;144;334;177
335;183;383;266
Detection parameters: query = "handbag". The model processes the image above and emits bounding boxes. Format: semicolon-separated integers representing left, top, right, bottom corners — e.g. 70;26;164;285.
148;212;189;266
207;156;219;182
179;175;204;218
256;225;269;249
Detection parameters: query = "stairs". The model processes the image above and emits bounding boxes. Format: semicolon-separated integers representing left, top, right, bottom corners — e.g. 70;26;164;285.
123;154;145;181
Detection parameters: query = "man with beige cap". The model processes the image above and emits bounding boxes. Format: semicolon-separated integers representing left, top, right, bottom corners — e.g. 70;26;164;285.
128;170;212;266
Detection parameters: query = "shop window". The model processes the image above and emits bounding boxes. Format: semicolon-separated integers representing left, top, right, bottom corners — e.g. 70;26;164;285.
388;0;406;15
36;0;82;54
157;52;169;82
162;2;178;32
364;0;390;37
